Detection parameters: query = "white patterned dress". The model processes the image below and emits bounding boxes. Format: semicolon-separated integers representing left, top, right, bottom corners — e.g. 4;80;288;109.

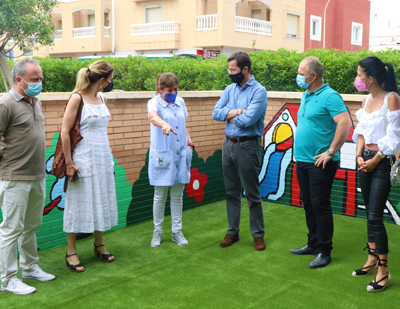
63;94;118;233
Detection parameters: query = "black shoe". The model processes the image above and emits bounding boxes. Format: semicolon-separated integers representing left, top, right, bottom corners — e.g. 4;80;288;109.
289;244;318;256
309;253;331;269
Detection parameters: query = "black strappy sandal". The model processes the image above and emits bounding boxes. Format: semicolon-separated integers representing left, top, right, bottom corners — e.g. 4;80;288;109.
93;243;115;263
367;258;391;292
65;251;84;272
352;243;378;277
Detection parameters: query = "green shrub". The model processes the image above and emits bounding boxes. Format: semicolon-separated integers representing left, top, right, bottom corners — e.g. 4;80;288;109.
2;48;400;93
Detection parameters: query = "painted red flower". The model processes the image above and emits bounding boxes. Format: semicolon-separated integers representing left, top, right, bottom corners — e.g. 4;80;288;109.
186;168;208;203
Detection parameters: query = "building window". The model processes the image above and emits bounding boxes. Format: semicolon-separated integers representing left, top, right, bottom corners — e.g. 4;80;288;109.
310;15;321;41
5;49;14;60
286;14;299;38
145;6;163;23
24;49;33;56
251;9;262;20
352;22;363;45
88;14;95;27
104;12;109;27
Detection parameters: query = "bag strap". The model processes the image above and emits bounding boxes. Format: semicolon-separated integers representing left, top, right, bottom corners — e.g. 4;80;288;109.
64;92;84;125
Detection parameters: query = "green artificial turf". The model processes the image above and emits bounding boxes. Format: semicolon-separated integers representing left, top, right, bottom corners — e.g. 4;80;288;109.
1;201;399;309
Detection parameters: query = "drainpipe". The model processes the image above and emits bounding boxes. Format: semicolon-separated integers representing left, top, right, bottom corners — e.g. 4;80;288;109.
323;0;332;48
112;0;115;53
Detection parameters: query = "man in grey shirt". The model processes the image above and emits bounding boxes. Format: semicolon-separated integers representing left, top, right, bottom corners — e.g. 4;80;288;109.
0;59;55;295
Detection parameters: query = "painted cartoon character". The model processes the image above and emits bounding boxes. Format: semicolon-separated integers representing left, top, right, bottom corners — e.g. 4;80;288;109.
44;155;66;215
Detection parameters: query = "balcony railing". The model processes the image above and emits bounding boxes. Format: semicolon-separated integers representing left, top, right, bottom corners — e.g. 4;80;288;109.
235;16;272;36
104;26;111;37
130;21;180;36
73;27;95;39
196;14;217;31
54;30;63;40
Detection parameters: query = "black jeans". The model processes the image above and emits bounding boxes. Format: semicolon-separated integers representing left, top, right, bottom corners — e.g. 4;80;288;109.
222;137;265;238
296;160;339;255
359;149;392;255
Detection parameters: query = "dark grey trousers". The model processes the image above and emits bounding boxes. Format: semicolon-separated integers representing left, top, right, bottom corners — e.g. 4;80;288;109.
222;136;265;238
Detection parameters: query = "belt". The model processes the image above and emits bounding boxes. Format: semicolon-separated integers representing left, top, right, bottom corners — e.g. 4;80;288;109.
363;148;378;156
225;135;259;143
363;148;395;162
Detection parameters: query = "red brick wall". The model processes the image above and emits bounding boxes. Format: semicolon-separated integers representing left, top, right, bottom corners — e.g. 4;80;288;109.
40;91;364;184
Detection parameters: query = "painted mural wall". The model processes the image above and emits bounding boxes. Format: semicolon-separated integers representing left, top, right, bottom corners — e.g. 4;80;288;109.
260;103;400;225
1;98;399;251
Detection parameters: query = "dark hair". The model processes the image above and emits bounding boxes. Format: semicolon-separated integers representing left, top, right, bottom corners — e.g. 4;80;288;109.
156;72;179;94
228;51;251;73
358;56;399;94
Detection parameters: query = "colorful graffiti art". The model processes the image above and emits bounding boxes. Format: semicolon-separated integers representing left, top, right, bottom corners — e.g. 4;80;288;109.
259;103;400;225
126;149;225;226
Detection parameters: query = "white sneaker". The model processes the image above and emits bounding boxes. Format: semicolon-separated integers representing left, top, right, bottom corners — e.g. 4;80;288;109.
151;231;162;247
1;277;36;295
22;268;55;282
172;231;188;246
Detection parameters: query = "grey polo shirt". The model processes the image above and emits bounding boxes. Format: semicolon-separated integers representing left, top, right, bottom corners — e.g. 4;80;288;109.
0;88;46;180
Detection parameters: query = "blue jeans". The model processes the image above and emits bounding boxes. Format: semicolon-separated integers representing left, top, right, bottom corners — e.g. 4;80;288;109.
359;149;393;255
296;160;339;255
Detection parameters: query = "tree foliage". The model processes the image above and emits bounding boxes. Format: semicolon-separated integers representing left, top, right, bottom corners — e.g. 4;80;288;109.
0;0;57;89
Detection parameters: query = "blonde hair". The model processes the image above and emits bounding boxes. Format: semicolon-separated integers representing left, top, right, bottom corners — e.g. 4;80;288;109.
73;60;114;92
156;72;179;94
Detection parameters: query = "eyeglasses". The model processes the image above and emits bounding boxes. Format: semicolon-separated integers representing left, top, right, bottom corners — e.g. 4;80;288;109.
227;68;240;74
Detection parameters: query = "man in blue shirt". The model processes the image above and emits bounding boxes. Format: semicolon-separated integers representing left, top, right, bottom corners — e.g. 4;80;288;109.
212;51;268;251
291;57;352;268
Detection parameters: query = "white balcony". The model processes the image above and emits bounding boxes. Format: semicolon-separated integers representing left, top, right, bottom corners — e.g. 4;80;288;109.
73;27;95;39
196;14;217;31
54;30;63;41
235;16;272;36
104;26;110;37
130;21;180;36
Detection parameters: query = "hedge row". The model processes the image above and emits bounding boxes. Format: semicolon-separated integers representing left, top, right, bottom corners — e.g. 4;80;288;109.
3;48;400;94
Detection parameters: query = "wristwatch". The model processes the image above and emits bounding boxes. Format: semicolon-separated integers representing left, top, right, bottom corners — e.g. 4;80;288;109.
327;149;335;157
378;150;385;158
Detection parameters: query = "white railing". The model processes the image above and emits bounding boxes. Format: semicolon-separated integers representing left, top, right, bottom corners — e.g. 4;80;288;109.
235;16;272;36
73;27;95;39
104;26;110;37
196;14;217;31
54;30;63;40
130;21;180;36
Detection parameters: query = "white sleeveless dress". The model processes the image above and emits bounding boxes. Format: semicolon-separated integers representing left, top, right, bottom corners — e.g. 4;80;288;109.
63;94;118;233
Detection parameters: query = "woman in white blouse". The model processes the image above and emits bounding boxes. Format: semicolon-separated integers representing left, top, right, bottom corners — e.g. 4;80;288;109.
352;56;400;292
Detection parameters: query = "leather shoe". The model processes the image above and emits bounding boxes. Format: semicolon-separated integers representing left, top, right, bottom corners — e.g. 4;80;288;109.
289;244;318;256
308;253;331;269
219;234;239;248
254;237;266;251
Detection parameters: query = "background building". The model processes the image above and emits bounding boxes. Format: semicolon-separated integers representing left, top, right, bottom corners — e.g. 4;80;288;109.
304;0;370;51
10;0;307;59
369;0;400;51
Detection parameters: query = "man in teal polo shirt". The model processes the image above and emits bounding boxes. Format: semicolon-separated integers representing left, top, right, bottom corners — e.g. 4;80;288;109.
290;57;352;268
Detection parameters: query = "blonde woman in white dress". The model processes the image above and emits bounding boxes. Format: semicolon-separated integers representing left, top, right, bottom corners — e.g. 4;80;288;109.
61;60;118;272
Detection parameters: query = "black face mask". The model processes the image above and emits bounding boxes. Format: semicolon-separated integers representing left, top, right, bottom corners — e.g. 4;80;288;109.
103;80;114;92
229;71;245;85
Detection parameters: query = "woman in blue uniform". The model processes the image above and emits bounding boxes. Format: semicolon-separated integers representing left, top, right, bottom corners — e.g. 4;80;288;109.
147;73;194;247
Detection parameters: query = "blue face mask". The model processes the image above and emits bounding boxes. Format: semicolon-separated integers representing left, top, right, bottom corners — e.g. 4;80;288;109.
164;92;178;104
296;74;312;89
21;77;42;97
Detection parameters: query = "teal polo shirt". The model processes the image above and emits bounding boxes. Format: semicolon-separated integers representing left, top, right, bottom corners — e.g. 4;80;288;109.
294;83;348;163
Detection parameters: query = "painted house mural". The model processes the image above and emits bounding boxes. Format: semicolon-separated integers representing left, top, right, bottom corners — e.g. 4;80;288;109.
260;103;400;225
